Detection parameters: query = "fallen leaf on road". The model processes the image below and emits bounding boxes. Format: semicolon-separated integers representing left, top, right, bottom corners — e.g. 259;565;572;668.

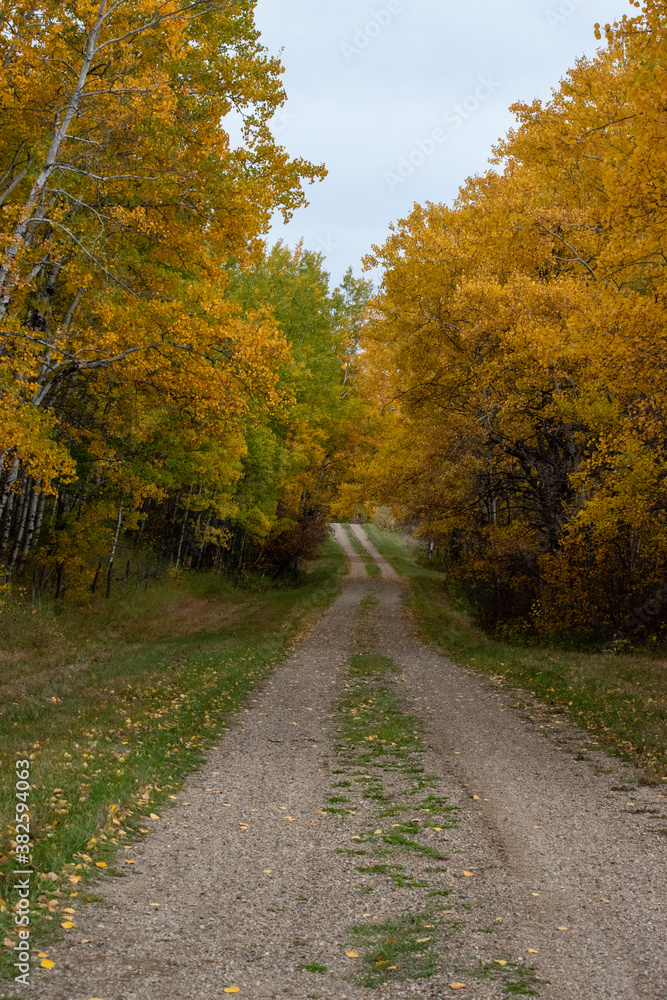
346;950;359;958
416;937;431;943
149;813;160;820
473;795;480;800
239;824;248;830
433;827;443;831
95;862;107;868
307;822;317;827
263;869;273;873
530;892;540;897
223;988;240;994
532;826;542;829
528;948;538;954
494;959;507;966
596;897;608;902
557;926;568;931
40;960;55;969
463;871;474;877
284;816;297;821
125;860;135;864
374;829;382;834
149;903;160;907
450;984;466;990
60;921;74;929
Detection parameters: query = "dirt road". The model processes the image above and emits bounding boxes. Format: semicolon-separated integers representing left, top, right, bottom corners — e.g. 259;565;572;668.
32;525;666;999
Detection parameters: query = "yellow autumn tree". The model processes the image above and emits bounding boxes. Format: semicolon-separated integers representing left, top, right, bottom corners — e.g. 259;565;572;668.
0;1;325;584
355;0;667;644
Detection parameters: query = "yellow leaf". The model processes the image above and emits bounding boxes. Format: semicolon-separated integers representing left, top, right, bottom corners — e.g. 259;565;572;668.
494;959;508;966
463;871;474;877
149;813;160;820
62;908;75;914
450;984;466;990
433;827;443;831
223;988;240;994
149;903;160;907
125;860;135;864
346;950;359;958
473;795;480;800
557;926;569;931
528;948;539;954
416;936;431;943
374;829;382;835
37;952;48;958
239;824;248;830
284;816;297;821
531;892;540;896
388;965;397;970
95;862;107;868
61;921;75;929
40;959;55;969
263;869;273;874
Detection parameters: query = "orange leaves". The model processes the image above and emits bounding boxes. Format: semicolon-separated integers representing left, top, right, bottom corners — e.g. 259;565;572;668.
355;0;667;646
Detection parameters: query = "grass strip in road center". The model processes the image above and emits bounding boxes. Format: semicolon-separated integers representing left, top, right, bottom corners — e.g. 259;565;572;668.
321;636;461;988
342;524;381;578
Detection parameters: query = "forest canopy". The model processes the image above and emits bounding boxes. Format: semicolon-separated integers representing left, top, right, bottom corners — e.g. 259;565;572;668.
0;1;372;594
346;1;667;645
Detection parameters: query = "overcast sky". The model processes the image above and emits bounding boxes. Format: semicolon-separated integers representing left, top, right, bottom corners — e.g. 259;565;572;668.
253;0;631;287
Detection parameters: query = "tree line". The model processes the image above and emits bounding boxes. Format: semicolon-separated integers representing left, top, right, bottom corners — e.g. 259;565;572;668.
0;2;371;599
350;2;667;646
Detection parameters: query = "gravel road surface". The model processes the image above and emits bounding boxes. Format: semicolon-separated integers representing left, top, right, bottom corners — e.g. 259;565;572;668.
31;524;666;1000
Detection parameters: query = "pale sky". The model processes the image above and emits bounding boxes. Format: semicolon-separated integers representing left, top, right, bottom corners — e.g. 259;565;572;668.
254;0;631;286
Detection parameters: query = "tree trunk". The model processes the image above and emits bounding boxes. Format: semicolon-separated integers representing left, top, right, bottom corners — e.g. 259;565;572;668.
106;506;123;598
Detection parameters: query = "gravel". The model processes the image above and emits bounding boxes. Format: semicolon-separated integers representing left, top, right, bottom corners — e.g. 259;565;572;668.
29;525;666;1000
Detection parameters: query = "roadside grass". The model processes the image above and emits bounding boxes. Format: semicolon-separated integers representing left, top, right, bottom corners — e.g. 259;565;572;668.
342;524;380;578
0;539;345;979
364;525;667;784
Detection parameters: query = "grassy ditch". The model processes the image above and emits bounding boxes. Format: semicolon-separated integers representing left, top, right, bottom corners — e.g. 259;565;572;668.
364;525;667;785
342;524;380;578
0;539;345;980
